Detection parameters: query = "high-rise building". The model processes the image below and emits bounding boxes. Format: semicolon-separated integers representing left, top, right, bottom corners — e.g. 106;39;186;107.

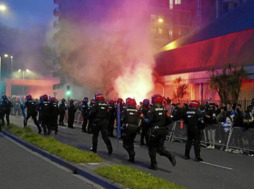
52;0;245;91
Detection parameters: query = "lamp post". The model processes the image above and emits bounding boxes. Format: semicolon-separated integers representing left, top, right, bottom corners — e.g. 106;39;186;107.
18;69;30;96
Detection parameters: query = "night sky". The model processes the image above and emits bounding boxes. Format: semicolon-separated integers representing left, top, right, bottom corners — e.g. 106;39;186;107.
0;0;55;29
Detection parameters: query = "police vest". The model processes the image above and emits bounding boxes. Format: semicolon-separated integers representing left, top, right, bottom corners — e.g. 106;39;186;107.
124;108;139;125
95;102;108;119
186;110;199;126
150;107;169;127
26;100;37;114
81;104;88;116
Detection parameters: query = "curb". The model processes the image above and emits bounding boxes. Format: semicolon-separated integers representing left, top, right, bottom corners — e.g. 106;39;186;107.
2;131;121;189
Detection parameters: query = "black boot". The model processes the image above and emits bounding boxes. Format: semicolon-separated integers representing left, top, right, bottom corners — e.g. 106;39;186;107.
107;145;113;155
149;163;158;170
184;154;190;160
195;157;203;162
128;151;135;162
168;153;176;166
90;147;97;153
23;119;27;128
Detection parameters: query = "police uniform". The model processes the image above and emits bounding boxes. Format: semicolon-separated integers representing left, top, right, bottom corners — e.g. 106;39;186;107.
146;94;176;170
107;100;116;137
49;98;59;134
67;100;77;128
140;99;150;145
24;95;42;133
184;100;204;161
58;99;67;126
38;95;51;135
1;95;13;126
81;98;89;132
89;94;112;155
121;99;141;162
87;99;95;134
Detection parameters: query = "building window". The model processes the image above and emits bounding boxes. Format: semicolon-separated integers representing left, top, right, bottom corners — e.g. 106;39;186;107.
158;28;163;35
175;0;181;5
169;0;174;10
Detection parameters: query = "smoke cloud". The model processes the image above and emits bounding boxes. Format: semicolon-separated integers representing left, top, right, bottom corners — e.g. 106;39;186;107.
56;0;156;102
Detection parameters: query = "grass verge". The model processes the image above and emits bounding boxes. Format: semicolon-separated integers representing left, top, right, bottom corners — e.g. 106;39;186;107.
7;124;185;189
95;165;185;189
7;124;102;163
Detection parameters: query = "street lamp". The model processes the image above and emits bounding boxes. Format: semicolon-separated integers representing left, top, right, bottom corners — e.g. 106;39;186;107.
0;4;7;12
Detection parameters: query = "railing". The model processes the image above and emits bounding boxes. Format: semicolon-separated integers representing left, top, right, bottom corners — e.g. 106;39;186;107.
168;121;254;152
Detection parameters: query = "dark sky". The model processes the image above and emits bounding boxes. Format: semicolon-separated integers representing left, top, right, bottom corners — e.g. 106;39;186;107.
0;0;56;29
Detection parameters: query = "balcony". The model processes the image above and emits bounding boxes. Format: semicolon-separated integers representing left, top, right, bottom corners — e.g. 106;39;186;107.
54;8;61;16
54;0;61;4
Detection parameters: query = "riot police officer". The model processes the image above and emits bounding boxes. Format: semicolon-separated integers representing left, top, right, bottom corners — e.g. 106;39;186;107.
1;94;13;126
89;93;113;155
81;97;89;133
58;98;67;126
108;99;116;137
184;100;205;161
38;94;51;135
24;95;42;134
67;99;77;128
146;94;176;170
121;98;141;162
49;97;59;135
87;98;95;134
140;99;150;145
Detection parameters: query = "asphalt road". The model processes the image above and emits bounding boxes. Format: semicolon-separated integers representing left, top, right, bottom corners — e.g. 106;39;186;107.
0;132;105;189
8;116;254;189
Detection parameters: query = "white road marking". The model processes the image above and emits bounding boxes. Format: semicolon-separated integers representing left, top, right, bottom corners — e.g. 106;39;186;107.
200;161;233;170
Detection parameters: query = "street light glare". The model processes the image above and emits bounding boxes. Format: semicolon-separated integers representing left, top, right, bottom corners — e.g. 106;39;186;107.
0;4;7;11
4;54;9;58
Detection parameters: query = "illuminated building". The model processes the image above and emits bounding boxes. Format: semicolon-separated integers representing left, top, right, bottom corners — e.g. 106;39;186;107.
155;0;254;105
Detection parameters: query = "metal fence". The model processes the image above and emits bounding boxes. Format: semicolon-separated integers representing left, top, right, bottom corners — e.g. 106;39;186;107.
168;121;254;152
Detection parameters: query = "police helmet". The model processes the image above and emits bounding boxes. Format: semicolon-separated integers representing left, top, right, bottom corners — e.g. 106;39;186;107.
189;100;199;108
127;98;136;106
42;94;48;101
126;97;131;104
109;99;115;105
2;94;7;100
26;95;32;100
151;94;163;104
117;98;123;104
50;97;56;103
95;93;104;101
143;99;150;105
83;97;88;103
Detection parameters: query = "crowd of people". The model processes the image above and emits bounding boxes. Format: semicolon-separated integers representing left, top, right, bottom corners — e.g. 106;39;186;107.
0;93;253;169
170;99;254;155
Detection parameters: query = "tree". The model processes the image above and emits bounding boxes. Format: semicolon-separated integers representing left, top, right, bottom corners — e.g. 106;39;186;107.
209;64;248;104
173;77;188;102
